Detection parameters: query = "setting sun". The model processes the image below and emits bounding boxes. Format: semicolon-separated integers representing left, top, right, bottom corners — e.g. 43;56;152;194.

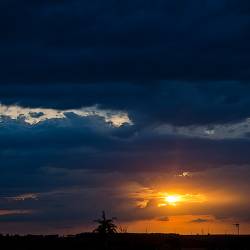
165;195;181;206
156;192;207;207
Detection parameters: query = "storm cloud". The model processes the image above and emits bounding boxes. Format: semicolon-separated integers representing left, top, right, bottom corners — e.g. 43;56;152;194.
0;0;250;234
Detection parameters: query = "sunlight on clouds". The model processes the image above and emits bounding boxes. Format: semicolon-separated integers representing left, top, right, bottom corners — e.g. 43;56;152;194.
136;199;149;209
128;185;207;209
158;193;207;207
7;193;38;201
0;209;32;216
66;106;133;127
177;171;192;177
0;104;65;124
0;104;133;127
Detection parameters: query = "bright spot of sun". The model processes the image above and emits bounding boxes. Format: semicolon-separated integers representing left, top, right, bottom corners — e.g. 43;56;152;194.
156;193;206;207
165;195;181;206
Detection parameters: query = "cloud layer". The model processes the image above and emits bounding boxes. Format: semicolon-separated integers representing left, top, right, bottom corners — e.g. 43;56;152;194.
1;1;250;83
1;0;250;234
1;83;250;234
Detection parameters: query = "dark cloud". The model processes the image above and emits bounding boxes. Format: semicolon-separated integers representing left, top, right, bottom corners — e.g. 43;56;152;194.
157;216;170;222
1;0;250;233
1;83;250;126
189;218;211;223
1;0;250;83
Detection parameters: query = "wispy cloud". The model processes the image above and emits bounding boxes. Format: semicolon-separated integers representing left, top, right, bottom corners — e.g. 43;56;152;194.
155;118;250;139
0;210;33;216
7;193;38;201
190;218;212;223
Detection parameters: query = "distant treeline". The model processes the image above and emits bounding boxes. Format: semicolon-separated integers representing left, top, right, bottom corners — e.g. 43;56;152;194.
0;233;250;250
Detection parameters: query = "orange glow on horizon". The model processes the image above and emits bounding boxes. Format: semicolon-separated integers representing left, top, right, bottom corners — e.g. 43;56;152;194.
123;214;250;234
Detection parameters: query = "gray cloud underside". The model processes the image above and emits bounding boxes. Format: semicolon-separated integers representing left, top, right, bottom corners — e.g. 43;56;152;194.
1;1;250;82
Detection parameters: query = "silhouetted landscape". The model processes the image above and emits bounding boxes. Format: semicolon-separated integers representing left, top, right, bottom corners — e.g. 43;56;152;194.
2;213;249;249
1;233;250;250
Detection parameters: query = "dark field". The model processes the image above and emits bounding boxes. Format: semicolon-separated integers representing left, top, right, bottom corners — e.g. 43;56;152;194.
1;234;250;250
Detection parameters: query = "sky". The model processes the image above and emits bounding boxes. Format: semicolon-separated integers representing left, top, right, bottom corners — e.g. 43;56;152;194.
1;0;250;235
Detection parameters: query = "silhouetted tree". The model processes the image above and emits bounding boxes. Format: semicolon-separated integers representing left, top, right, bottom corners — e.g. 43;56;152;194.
93;211;117;234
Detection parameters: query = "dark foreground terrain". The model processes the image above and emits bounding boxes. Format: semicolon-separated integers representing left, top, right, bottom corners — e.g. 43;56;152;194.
1;233;250;250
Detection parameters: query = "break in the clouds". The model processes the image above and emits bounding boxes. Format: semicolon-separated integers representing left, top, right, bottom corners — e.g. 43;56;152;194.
1;0;250;234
